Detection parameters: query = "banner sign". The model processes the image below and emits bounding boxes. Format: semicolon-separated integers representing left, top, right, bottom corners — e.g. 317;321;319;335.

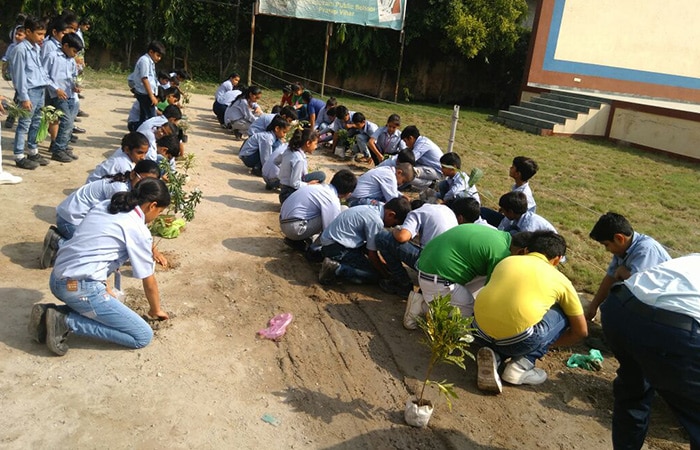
257;0;406;31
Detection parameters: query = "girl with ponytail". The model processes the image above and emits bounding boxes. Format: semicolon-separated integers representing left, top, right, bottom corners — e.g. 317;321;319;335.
277;127;326;204
40;178;171;356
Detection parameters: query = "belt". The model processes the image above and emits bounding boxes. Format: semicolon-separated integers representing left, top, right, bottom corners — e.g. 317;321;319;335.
614;285;695;332
280;217;304;224
418;271;454;286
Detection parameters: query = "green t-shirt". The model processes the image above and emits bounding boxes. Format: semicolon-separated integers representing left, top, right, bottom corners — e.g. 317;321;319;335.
416;224;512;285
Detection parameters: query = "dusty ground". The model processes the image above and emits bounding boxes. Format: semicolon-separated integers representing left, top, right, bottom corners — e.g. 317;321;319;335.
0;84;691;449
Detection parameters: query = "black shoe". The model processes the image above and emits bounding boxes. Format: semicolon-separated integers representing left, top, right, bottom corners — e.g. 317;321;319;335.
319;257;340;285
15;157;39;170
284;237;310;252
77;110;89;117
28;303;49;343
250;167;262;177
73;117;81;123
65;148;78;160
51;151;73;163
378;279;414;297
40;226;62;269
72;126;86;134
304;247;324;264
4;117;14;128
70;135;78;143
78;93;85;99
46;307;70;356
27;153;49;166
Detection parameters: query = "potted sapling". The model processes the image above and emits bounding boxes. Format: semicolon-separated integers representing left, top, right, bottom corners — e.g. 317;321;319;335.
150;153;202;239
405;294;475;428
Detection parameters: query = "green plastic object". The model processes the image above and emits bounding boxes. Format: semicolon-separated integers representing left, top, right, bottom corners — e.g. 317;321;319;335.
567;349;604;371
151;218;186;239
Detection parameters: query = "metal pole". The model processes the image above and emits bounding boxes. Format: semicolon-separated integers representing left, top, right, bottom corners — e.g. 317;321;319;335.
321;23;332;97
248;2;257;86
447;105;459;153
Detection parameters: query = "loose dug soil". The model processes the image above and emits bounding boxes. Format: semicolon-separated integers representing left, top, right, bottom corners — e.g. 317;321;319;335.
0;84;690;449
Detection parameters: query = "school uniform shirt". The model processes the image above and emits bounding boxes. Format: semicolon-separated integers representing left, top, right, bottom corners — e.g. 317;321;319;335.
86;149;135;183
215;79;234;104
9;39;50;102
53;201;154;282
320;204;385;251
497;211;557;234
352;120;379;138
224;97;256;125
400;204;458;247
606;231;671;278
137;116;168;161
316;106;333;128
248;113;277;135
44;47;78;99
1;42;18;62
512;182;536;213
57;178;131;226
40;37;61;62
443;171;480;203
411;136;443;172
131;53;157;95
371;126;406;155
219;89;240;107
262;144;288;182
238;131;281;166
348;166;399;203
329;111;356;132
278;149;309;189
280;183;342;229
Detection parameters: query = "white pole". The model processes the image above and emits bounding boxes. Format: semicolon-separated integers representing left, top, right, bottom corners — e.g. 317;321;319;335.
321;23;332;97
447;105;459;153
248;2;257;85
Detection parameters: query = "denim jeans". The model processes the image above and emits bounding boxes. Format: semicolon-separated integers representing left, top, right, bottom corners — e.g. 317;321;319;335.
14;86;46;156
49;272;153;348
601;285;700;449
322;243;380;284
481;305;569;363
135;93;155;128
375;229;420;285
52;97;75;153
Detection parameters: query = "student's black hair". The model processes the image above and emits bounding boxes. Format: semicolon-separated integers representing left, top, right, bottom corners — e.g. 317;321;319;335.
411;199;425;210
396;148;416;165
326;107;338;118
147;40;166;55
161;122;179;137
290;83;302;92
498;191;528;216
512;156;539;181
387;114;401;125
527;231;567;259
450;197;480;223
227;72;240;82
279;106;298;121
351;112;365;124
282;84;292;94
589;212;634;242
330;169;357;195
163;104;182;120
385;197;412;224
157;134;181;158
266;115;290;133
235;85;262;103
157;71;171;81
395;162;415;182
400;125;420;140
440;152;461;169
174;69;189;80
164;87;181;101
334;105;349;120
105;159;160;183
325;97;338;108
109;178;170;214
24;16;47;32
59;11;78;27
61;32;83;51
79;17;91;26
510;231;534;251
270;105;282;114
288;128;318;152
301;91;313;103
15;13;28;25
122;131;149;150
48;19;71;36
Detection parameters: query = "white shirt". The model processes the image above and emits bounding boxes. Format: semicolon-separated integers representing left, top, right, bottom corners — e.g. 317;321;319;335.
280;183;342;230
348;166;398;203
215;79;234;103
248;113;276;135
411;136;443;172
512;182;536;213
137;116;168;161
278;149;308;189
625;254;700;323
400;204;458;247
53;201;155;281
57;179;130;226
262;144;287;182
86;150;135;183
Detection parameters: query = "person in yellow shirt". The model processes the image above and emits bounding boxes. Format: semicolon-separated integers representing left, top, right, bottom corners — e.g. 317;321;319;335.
473;231;588;393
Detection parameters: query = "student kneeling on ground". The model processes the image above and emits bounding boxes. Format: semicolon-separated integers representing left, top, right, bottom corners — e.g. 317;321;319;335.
474;231;588;393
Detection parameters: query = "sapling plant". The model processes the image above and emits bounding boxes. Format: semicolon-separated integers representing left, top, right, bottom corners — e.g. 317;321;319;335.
150;153;203;238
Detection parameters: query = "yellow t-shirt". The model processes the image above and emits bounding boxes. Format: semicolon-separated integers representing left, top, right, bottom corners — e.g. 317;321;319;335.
474;253;583;339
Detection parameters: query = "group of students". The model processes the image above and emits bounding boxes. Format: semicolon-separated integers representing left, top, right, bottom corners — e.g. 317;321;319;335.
0;13;90;183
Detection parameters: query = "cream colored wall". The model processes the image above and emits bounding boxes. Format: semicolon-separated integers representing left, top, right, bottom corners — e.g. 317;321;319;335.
609;109;700;160
554;0;700;78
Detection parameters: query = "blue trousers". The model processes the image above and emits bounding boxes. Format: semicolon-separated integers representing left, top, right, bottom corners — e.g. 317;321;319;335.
374;229;419;286
13;86;45;156
321;243;379;284
601;285;700;450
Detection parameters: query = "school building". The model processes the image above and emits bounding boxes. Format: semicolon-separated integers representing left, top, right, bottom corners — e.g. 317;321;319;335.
495;0;700;161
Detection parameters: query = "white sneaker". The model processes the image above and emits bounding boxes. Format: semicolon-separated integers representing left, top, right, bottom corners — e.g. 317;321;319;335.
0;171;22;185
403;291;426;330
477;347;503;393
501;356;548;385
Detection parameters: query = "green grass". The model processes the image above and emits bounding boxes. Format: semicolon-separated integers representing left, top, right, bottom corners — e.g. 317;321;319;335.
85;69;700;293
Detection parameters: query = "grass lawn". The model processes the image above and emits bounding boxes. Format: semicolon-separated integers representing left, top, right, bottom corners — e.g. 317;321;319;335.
88;68;700;293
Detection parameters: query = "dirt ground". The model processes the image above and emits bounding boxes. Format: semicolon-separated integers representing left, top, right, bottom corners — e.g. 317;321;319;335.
0;84;690;449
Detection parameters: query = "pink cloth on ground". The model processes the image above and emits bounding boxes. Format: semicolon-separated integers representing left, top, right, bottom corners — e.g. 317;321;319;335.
258;313;293;339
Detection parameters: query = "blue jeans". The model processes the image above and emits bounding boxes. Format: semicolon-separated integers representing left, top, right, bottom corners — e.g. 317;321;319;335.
601;285;700;449
321;243;380;284
480;305;569;363
14;86;46;156
49;272;153;348
52;97;75;152
135;93;155;128
375;229;420;285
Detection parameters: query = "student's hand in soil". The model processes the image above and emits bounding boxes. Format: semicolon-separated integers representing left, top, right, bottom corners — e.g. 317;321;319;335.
148;308;169;321
153;247;168;267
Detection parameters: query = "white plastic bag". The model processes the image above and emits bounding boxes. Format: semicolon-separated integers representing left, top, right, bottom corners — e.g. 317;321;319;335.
404;398;433;428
